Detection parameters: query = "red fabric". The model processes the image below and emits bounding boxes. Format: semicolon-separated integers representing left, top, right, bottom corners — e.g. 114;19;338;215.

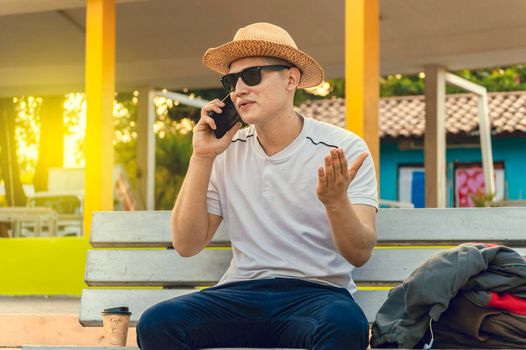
467;242;498;247
488;292;526;316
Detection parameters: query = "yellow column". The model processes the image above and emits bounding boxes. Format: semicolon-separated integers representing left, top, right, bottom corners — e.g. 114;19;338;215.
345;0;380;179
84;0;115;236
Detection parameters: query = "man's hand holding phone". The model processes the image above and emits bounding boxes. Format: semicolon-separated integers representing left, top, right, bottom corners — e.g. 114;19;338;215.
193;95;242;160
208;95;242;139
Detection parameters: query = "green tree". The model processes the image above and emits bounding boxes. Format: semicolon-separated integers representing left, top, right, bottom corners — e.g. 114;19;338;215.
380;64;526;97
34;96;65;192
380;74;425;97
0;98;26;207
114;92;138;192
155;128;193;209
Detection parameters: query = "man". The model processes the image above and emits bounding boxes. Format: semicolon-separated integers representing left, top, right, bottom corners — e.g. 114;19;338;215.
137;22;378;350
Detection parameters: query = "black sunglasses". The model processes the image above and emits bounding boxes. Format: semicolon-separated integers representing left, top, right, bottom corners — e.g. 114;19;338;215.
220;65;292;92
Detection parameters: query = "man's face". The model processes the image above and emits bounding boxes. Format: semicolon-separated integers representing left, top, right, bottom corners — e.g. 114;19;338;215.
228;57;293;125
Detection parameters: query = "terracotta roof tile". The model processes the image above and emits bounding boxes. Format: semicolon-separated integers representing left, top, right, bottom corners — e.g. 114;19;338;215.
296;91;526;137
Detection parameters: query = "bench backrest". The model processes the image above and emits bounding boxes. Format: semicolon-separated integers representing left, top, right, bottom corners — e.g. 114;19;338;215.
80;207;526;326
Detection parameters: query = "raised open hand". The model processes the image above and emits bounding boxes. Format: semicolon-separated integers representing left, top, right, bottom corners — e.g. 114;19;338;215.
316;149;369;208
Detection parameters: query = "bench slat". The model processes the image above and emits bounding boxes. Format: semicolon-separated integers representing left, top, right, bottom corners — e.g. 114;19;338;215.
80;289;195;326
90;208;526;247
80;289;388;326
354;247;526;282
376;207;526;243
85;249;232;286
90;211;230;247
86;247;526;286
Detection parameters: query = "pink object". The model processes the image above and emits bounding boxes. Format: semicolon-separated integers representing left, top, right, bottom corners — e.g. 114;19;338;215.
455;167;496;207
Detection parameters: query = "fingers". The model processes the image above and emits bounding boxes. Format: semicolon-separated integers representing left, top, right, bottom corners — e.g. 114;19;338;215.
324;153;335;185
317;149;370;205
317;148;348;205
320;149;368;183
331;149;341;179
200;99;225;130
223;122;242;139
325;148;348;183
348;152;369;179
336;148;350;179
196;115;217;131
202;98;225;116
317;166;327;188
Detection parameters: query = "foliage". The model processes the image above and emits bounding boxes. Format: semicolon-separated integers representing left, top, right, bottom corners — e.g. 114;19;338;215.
113;92;196;210
13;97;43;183
150;93;196;209
63;93;86;168
154;127;193;209
380;74;425;97
379;64;526;97
470;190;498;207
294;79;345;105
167;88;224;124
114;92;138;192
455;65;526;92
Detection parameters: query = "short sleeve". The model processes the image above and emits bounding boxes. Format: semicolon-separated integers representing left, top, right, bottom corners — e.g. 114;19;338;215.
207;159;223;217
347;141;378;210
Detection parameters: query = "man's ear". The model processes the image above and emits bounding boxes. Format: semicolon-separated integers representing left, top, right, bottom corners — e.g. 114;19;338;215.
286;67;301;91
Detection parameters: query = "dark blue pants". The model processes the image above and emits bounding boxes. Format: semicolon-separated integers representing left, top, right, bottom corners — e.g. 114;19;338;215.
136;277;369;350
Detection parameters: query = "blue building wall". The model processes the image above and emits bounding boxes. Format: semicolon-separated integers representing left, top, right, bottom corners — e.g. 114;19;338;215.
379;136;526;207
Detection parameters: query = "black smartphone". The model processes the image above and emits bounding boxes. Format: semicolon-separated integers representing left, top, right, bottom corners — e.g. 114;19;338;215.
208;94;242;139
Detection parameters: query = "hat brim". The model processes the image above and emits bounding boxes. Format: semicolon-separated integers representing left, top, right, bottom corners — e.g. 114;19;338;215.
203;40;324;89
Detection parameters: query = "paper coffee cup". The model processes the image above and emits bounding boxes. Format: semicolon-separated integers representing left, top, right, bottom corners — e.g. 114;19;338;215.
102;306;132;346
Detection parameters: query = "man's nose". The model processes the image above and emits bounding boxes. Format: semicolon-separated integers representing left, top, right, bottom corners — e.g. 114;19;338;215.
234;76;249;95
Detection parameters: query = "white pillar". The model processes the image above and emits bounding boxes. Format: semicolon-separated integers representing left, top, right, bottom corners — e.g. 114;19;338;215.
136;88;156;210
424;65;447;208
477;93;496;196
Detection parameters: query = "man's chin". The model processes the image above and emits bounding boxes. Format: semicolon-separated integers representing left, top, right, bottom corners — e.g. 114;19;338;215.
239;113;257;125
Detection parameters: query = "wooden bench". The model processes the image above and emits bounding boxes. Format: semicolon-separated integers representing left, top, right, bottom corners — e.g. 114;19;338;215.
23;207;526;350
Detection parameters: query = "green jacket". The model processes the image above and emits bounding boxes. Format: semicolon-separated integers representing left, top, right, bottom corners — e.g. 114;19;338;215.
370;243;526;348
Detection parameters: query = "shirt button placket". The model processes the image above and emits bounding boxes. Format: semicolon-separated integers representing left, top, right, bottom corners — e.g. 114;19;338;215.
262;159;273;197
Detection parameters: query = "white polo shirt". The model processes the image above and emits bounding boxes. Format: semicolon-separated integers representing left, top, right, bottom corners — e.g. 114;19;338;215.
207;116;378;293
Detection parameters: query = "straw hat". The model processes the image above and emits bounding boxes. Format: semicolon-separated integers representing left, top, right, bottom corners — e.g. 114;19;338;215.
203;22;324;89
